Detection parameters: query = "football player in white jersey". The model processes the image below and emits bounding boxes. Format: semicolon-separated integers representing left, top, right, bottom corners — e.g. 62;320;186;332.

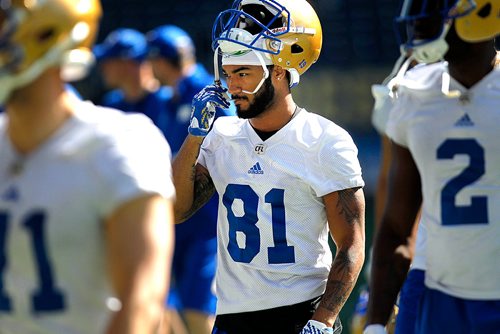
364;0;500;333
351;51;419;334
0;1;175;333
172;0;366;333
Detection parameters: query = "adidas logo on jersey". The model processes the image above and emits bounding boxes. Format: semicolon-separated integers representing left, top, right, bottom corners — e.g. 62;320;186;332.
454;113;474;127
1;185;19;202
248;162;264;174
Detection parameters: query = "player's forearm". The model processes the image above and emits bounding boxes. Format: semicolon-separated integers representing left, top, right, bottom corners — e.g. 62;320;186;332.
172;134;204;222
366;222;412;326
105;196;173;333
105;296;164;334
107;250;170;334
314;246;365;327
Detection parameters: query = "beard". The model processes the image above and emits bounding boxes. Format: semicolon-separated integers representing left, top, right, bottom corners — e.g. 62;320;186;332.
234;76;275;119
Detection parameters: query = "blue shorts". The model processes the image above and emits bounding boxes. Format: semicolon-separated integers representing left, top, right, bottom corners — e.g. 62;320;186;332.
166;234;217;314
395;269;425;334
416;287;500;334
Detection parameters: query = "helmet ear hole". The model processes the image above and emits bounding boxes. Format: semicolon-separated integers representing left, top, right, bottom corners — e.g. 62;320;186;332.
454;0;499;42
38;28;55;43
291;44;303;54
477;3;491;17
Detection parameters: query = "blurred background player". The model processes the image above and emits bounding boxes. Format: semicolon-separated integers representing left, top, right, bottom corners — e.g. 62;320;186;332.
365;0;500;333
350;50;417;334
351;6;438;329
173;0;366;333
146;24;235;334
0;0;175;333
93;27;172;134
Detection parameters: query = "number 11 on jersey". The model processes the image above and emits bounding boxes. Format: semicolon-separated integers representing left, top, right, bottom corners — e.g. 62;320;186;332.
0;211;66;313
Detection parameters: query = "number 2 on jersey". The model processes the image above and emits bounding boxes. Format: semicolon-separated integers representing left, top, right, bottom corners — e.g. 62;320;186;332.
223;184;295;264
0;211;65;313
437;139;488;225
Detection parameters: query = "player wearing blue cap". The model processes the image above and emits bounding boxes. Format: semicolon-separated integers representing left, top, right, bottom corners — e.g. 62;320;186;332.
147;25;235;334
94;28;172;133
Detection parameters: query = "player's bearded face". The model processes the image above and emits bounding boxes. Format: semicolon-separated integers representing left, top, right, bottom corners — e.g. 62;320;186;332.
233;75;275;119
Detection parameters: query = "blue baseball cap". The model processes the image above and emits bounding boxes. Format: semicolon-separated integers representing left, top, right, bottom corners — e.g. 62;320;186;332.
146;25;195;63
94;28;148;62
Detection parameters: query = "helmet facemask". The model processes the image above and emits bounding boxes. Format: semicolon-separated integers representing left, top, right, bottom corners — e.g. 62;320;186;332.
394;0;476;63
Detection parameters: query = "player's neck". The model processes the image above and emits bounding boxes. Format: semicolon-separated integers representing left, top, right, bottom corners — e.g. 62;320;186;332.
448;42;497;89
6;71;74;154
249;94;297;132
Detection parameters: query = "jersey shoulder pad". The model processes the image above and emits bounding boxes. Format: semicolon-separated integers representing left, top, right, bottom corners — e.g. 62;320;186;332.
399;61;447;92
211;115;245;137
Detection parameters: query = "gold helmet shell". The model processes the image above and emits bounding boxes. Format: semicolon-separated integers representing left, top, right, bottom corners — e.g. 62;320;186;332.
213;0;322;86
0;0;101;102
454;0;500;42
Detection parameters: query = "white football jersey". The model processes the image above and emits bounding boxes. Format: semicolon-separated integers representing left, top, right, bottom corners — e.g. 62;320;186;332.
0;101;175;333
393;62;446;271
371;57;421;134
387;63;500;299
373;62;442;271
198;108;364;314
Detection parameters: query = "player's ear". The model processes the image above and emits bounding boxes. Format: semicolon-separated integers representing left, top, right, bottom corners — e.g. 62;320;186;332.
272;66;287;82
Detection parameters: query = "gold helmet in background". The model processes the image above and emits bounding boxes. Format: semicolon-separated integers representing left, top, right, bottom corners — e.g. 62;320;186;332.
454;0;500;42
0;0;102;103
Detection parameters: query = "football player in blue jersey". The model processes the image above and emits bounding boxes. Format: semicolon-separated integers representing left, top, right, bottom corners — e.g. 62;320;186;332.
94;28;172;133
364;0;500;333
146;24;235;334
0;0;175;333
172;0;366;333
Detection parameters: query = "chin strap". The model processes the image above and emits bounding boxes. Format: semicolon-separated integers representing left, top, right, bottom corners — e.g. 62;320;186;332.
441;70;462;98
382;50;409;86
411;22;451;64
241;50;269;94
213;46;222;87
213;45;270;95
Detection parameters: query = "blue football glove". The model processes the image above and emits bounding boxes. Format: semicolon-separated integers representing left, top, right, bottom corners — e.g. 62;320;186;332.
300;320;335;334
188;84;230;137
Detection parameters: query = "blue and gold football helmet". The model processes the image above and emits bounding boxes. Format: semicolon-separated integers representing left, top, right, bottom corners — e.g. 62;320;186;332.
394;0;476;63
212;0;322;87
0;0;102;103
455;0;500;42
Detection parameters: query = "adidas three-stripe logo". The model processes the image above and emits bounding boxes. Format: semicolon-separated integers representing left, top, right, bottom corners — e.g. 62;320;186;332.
1;185;19;202
248;162;264;174
455;113;474;127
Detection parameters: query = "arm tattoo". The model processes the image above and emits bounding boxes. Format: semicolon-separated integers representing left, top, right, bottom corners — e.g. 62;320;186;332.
321;249;356;313
336;187;361;226
182;165;215;221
